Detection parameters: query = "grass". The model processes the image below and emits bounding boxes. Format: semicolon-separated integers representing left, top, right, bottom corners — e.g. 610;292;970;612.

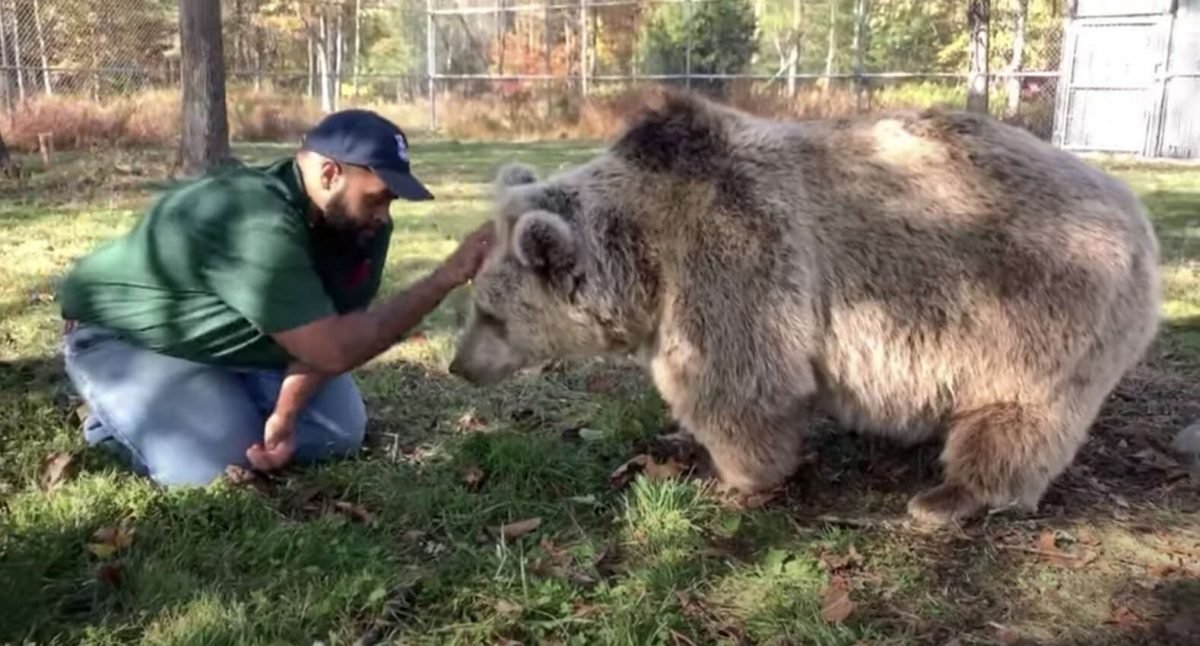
1;140;1199;646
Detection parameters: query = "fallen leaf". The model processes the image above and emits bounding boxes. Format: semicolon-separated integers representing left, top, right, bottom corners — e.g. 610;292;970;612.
1111;605;1139;627
87;518;135;559
457;412;487;432
494;599;522;616
461;465;485;492
577;428;607;442
96;561;122;587
1148;563;1181;578
609;455;649;489
87;542;118;558
995;627;1022;644
1036;530;1078;568
498;517;542;540
609;453;688;489
727;487;782;510
820;544;865;572
92;520;135;551
1131;447;1180;471
224;464;257;486
820;577;855;624
333;500;377;525
585;374;616;394
572;601;603;618
643;456;686;480
41;452;76;491
73;403;90;425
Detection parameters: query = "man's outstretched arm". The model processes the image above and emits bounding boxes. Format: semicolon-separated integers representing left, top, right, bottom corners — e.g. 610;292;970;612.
269;222;493;375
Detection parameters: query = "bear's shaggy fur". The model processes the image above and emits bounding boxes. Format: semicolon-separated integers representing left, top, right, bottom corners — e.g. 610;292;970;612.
449;90;1162;524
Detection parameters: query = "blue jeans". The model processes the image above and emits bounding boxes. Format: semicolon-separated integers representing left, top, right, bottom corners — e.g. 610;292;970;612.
62;324;367;486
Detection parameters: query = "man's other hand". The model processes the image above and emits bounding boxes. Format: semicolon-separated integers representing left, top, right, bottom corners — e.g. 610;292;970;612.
246;412;297;471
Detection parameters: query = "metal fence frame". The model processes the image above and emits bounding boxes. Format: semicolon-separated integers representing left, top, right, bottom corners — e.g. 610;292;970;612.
0;0;1090;151
1052;0;1200;158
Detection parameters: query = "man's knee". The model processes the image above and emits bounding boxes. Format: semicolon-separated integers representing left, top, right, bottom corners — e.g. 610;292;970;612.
296;377;367;459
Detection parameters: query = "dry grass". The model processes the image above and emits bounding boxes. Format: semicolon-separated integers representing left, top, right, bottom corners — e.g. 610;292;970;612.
0;79;1047;153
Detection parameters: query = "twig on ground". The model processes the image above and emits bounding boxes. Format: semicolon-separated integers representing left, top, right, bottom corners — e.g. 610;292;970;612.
791;513;912;532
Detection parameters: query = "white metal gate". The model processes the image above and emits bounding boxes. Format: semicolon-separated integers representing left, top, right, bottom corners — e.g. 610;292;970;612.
1053;0;1200;158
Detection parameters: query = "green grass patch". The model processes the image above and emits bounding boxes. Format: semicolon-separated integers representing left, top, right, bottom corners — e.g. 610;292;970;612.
1;143;1198;644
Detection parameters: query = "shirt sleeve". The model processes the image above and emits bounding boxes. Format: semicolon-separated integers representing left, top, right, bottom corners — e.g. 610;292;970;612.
199;213;338;334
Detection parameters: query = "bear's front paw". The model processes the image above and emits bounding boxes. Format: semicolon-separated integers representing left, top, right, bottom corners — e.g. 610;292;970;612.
907;483;985;527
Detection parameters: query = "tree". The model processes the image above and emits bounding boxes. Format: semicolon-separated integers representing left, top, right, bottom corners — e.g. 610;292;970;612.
0;129;16;176
1006;0;1028;117
966;0;990;113
179;0;232;176
639;0;758;95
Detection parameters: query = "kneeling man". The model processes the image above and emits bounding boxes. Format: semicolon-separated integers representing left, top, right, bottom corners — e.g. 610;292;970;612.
58;110;491;486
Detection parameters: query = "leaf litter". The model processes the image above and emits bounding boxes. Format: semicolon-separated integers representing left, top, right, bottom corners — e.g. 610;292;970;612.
820;575;856;624
41;451;76;491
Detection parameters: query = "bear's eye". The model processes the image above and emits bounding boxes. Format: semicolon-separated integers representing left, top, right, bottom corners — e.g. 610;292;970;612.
476;305;508;338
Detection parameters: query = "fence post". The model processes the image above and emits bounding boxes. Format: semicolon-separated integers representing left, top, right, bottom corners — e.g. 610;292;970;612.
967;0;990;113
426;0;437;131
1050;1;1076;148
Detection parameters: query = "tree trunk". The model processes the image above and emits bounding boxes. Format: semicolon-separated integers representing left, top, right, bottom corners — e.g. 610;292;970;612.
179;0;232;176
967;0;990;113
353;0;361;98
0;129;17;176
307;33;314;97
316;13;332;112
337;9;345;109
1006;0;1027;118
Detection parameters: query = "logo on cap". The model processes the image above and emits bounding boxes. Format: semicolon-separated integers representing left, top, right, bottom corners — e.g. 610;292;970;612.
395;135;409;163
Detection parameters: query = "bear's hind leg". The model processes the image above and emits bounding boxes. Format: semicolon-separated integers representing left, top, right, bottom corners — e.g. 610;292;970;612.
907;401;1091;525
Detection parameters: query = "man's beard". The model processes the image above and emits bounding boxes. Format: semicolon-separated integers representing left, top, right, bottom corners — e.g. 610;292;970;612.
321;191;357;231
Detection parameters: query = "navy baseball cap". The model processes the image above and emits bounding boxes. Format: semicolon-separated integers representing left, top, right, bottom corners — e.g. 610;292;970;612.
301;109;434;201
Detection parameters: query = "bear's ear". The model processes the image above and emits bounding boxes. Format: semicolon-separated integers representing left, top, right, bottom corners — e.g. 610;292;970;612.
512;210;578;281
612;88;729;175
494;162;539;189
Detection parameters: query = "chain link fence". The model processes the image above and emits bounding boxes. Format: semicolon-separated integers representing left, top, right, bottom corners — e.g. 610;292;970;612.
0;0;1065;148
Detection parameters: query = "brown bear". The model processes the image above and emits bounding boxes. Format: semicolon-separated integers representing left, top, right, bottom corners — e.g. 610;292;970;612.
448;89;1162;525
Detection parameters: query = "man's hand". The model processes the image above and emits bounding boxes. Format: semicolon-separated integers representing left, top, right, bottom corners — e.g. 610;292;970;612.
440;221;496;287
246;412;297;471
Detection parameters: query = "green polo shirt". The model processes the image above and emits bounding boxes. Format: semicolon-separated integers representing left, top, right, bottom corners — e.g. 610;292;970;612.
58;157;391;368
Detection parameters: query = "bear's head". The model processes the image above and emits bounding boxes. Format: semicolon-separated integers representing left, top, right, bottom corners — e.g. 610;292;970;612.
448;160;609;385
449;89;736;385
